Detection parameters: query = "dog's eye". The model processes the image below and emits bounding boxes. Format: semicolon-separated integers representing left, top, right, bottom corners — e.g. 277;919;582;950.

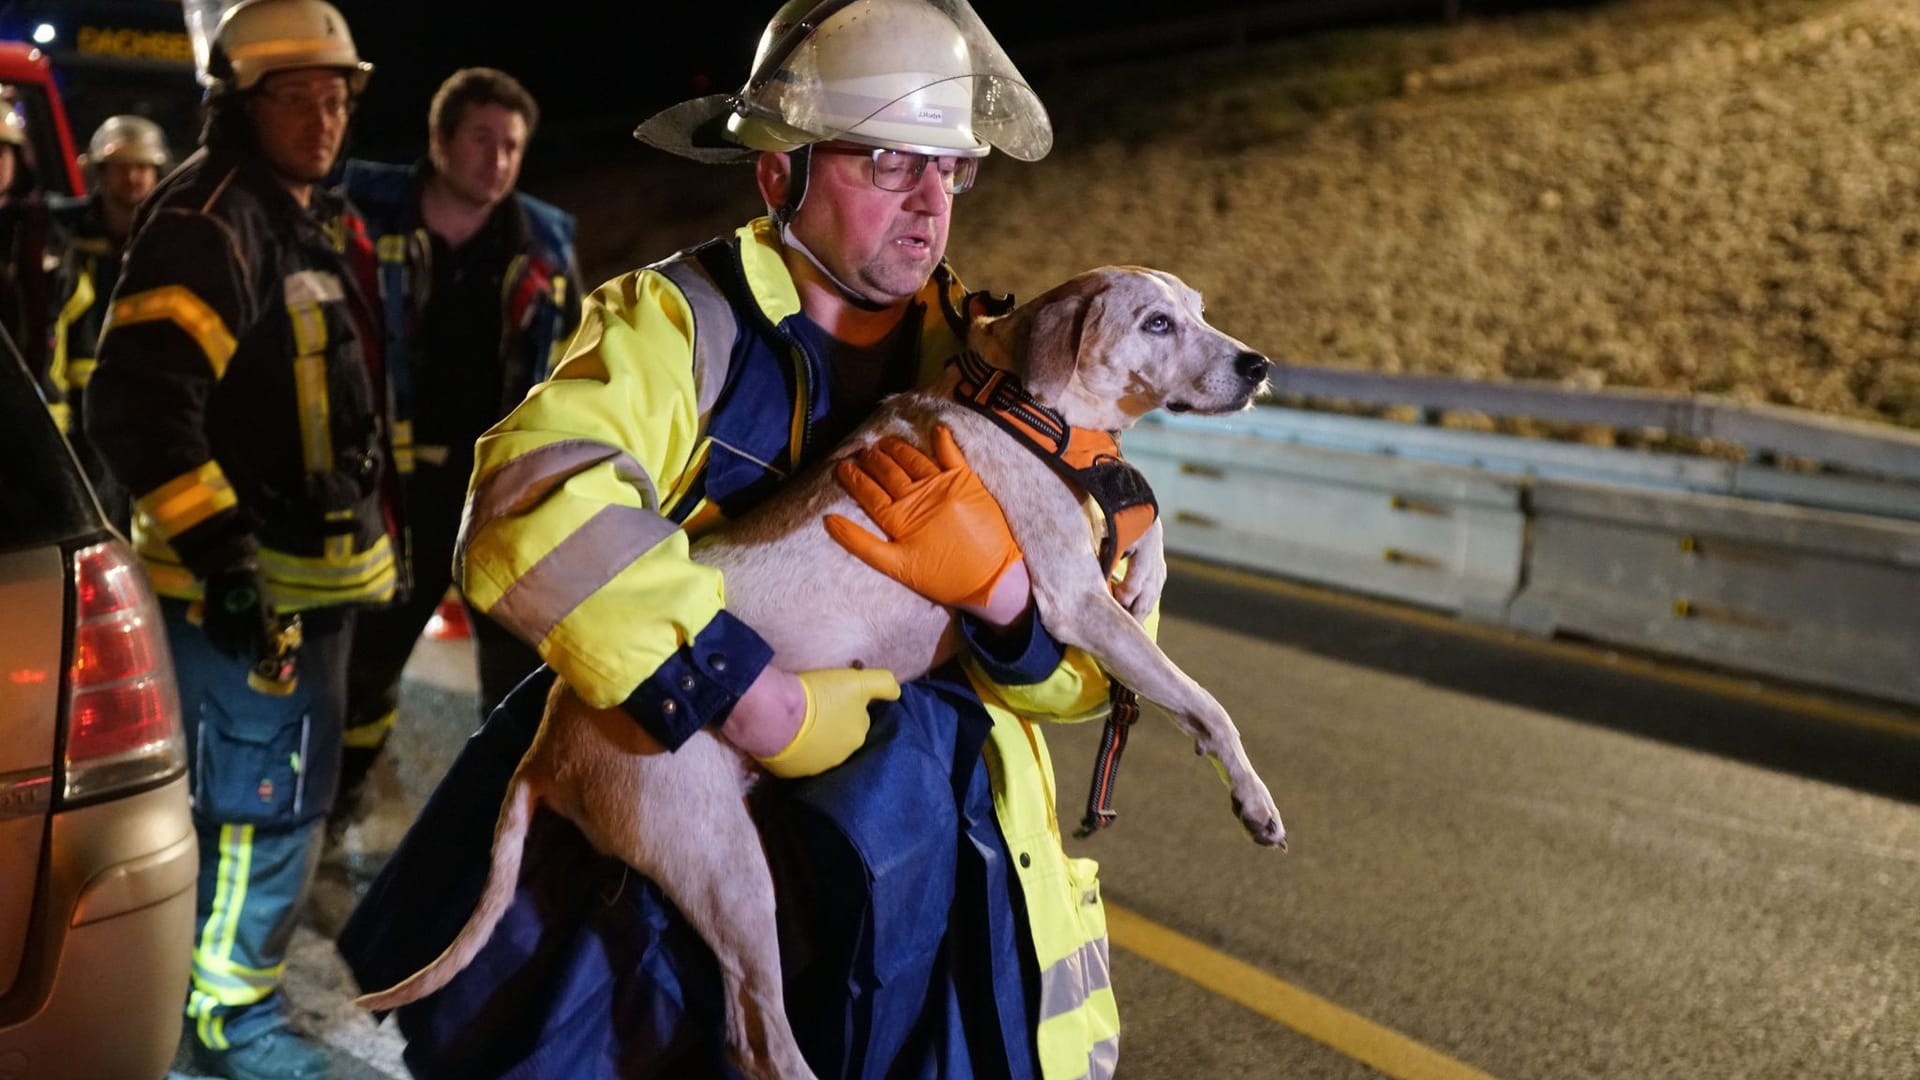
1142;313;1173;334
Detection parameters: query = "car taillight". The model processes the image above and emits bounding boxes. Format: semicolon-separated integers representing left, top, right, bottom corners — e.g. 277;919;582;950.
62;540;186;804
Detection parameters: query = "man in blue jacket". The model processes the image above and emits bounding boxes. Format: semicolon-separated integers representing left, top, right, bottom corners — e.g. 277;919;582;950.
336;67;582;827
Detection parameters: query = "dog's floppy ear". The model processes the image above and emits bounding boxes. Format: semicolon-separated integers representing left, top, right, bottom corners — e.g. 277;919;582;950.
992;278;1099;400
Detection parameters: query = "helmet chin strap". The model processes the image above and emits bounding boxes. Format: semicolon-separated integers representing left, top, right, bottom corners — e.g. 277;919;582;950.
775;143;891;314
772;143;812;229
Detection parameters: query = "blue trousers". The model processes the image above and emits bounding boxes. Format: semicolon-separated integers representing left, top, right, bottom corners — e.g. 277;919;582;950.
164;599;353;1052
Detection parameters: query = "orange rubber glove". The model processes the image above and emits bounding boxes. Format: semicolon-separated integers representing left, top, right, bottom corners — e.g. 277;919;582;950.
755;667;901;779
824;425;1024;612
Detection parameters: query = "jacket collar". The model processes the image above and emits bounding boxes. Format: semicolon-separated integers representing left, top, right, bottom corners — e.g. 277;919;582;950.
179;144;344;237
733;216;968;365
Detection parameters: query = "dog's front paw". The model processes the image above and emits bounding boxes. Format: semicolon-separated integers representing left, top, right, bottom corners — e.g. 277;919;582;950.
1195;739;1287;848
1230;785;1287;850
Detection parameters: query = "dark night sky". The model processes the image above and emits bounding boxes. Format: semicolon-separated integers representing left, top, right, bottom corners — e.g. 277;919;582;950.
323;1;1553;173
325;2;1232;167
12;1;1599;179
328;1;760;166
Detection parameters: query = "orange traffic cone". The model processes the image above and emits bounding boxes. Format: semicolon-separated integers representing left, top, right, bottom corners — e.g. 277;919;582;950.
425;594;471;640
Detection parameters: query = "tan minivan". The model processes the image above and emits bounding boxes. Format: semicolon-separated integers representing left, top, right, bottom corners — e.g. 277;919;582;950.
0;344;195;1077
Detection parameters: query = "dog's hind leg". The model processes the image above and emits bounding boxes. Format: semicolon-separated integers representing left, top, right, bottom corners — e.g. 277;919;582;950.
664;806;815;1080
564;730;817;1080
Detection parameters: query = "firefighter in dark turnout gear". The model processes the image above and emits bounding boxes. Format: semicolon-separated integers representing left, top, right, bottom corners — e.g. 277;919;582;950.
47;115;173;530
334;67;580;826
84;2;390;1077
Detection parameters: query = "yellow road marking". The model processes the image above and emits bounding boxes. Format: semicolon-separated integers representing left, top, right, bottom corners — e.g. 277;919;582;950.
1169;556;1920;741
1108;903;1499;1080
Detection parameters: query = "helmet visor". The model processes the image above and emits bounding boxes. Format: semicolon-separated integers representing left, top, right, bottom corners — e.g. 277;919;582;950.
735;0;1051;161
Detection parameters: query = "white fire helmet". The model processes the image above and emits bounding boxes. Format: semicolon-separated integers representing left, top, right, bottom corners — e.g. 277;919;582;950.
635;0;1050;164
203;0;372;96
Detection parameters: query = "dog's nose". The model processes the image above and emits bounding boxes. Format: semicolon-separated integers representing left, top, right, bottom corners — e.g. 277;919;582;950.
1236;351;1271;383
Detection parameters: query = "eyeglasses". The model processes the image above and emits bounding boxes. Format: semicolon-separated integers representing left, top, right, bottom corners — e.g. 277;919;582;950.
812;144;978;195
253;87;352;119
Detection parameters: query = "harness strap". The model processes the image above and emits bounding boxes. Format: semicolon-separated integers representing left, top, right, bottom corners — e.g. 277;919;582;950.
947;349;1161;835
948;350;1159;575
951;347;1070;453
1074;683;1141;838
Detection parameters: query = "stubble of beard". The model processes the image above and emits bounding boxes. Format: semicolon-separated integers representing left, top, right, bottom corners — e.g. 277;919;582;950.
274;144;341;187
448;174;506;211
855;230;942;304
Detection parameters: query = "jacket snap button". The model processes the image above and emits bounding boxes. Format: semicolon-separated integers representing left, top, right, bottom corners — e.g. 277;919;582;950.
660;700;679;716
679;675;697;692
710;655;729;673
1019;852;1031;868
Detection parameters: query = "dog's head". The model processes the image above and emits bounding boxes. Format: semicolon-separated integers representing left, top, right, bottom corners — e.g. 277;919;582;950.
973;266;1270;432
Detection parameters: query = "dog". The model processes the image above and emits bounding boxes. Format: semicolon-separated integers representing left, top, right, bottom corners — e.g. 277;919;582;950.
355;266;1285;1080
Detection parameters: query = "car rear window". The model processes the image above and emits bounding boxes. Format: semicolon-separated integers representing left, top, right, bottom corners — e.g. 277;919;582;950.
1;353;101;551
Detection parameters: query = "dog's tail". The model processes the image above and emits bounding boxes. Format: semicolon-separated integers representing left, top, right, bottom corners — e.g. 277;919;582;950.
352;765;538;1012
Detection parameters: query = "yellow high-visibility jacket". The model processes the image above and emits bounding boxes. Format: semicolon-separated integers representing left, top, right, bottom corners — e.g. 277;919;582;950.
461;218;1123;1074
973;606;1160;1080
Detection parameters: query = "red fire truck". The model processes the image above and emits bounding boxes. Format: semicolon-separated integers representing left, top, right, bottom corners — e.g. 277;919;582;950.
0;42;84;196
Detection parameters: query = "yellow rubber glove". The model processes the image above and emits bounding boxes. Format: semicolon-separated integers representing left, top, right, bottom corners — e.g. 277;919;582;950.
824;425;1023;612
755;667;901;779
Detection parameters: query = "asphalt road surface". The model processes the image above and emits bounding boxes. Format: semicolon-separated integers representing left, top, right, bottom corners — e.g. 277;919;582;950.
175;559;1920;1079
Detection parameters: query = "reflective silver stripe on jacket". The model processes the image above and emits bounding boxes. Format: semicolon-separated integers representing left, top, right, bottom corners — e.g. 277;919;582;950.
655;257;736;423
486;503;682;646
284;269;343;478
1074;1034;1120;1080
1039;934;1113;1022
468;439;662;525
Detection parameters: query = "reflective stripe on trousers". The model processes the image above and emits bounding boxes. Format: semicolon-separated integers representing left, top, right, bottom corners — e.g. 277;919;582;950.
186;819;323;1051
165;599;353;1052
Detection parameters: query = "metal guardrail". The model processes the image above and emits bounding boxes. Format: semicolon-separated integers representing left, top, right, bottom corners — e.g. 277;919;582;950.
1129;370;1920;709
1267;367;1920;483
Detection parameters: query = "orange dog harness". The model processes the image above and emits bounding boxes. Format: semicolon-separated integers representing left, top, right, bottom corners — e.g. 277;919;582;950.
948;349;1157;577
948;349;1155;836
